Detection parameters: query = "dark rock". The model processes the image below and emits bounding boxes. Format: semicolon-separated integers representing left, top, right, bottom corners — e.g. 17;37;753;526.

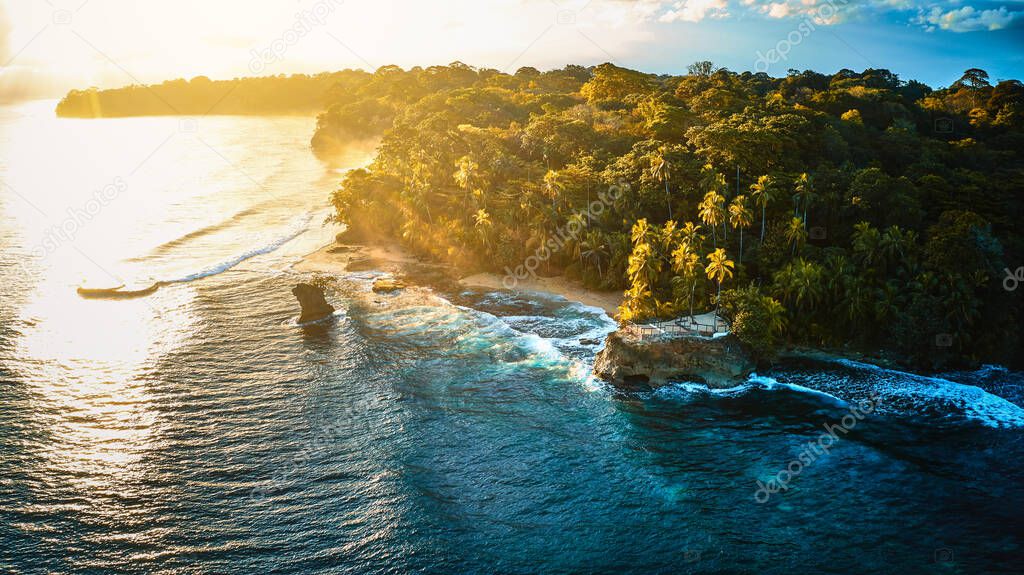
292;283;335;324
580;338;601;346
593;330;754;389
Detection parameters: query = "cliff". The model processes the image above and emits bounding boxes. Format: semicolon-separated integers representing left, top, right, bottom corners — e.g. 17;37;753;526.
593;329;754;390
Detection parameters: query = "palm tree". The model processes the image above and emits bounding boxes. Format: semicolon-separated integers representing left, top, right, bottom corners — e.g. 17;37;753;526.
700;164;729;240
628;220;662;290
623;240;662;321
698;191;725;248
699;163;719;195
454;155;478;223
880;225;917;271
785;217;807;257
705;248;735;321
672;242;701;322
566;213;587;267
763;297;787;339
543;169;565;209
851;221;882;271
581;230;608;278
473;208;492;248
749;175;775;243
680;221;704;251
631;218;652;246
791;259;825;312
660;219;680;258
794;173;815;225
650;146;673;220
772;259;824;315
728;195;753;263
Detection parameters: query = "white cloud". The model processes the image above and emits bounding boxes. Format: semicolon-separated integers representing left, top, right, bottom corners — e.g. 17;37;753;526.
641;0;1024;32
915;5;1024;32
659;0;730;23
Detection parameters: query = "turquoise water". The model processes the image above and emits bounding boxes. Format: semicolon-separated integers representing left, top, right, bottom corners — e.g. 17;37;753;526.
1;103;1022;574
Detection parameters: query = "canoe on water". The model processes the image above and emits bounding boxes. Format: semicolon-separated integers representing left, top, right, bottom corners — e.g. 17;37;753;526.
76;282;162;299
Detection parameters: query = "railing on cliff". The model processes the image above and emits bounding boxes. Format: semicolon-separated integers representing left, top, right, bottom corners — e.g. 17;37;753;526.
621;315;728;341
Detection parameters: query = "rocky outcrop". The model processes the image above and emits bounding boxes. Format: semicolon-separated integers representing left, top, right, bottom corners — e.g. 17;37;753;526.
292;283;336;324
372;277;405;293
593;330;754;390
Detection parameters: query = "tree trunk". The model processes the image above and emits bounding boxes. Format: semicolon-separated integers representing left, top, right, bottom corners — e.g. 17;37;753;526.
761;204;766;243
665;179;672;221
715;280;722;321
689;280;696;323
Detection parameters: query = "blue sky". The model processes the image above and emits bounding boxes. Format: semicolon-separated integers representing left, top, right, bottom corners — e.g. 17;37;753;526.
629;1;1024;86
1;0;1022;103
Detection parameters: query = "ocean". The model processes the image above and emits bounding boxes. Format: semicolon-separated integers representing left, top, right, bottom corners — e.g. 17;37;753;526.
1;101;1022;574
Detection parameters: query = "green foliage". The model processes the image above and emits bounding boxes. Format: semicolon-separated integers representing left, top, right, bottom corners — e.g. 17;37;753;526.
57;71;368;118
309;63;1023;368
720;286;787;360
56;62;1024;366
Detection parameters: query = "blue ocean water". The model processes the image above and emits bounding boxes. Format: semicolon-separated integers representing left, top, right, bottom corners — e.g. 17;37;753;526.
1;103;1022;574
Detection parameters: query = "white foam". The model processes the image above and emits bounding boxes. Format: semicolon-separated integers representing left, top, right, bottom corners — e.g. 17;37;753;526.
169;214;312;283
750;374;848;405
804;357;1024;429
654;380;755;400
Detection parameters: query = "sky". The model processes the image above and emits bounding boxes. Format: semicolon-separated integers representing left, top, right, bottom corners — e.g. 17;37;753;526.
1;0;1022;103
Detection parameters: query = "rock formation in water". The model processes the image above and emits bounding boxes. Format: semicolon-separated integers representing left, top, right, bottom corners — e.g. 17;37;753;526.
594;330;754;390
292;283;336;324
371;277;405;293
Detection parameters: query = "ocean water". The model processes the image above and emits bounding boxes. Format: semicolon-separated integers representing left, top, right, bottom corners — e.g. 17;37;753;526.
1;101;1022;574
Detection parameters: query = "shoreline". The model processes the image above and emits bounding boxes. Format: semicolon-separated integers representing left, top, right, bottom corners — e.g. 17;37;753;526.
292;238;1001;378
294;238;624;317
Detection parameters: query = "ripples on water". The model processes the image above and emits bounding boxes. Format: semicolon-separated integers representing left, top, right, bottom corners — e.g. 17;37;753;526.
1;103;1023;574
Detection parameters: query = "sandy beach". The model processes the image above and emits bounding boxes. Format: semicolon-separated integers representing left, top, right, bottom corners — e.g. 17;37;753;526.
295;240;623;317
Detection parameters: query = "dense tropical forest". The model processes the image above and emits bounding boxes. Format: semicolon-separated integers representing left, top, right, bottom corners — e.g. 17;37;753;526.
55;71;373;117
56;62;1024;368
321;62;1023;369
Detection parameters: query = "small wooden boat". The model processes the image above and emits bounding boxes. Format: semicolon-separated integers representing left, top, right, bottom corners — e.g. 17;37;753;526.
76;282;162;299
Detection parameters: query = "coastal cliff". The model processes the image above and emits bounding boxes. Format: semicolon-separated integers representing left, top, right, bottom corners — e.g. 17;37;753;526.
593;329;754;390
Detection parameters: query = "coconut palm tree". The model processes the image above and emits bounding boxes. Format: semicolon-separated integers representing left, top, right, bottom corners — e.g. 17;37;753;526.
628;220;662;290
672;242;701;322
543;169;565;209
728;194;753;263
705;248;735;321
772;258;824;315
680;221;704;251
454;155;478;224
581;230;608;278
650;146;673;220
794;173;815;225
749;174;776;243
566;213;588;267
473;208;492;248
631;218;652;249
851;221;882;271
785;216;807;257
763;297;787;339
698;191;725;248
699;163;719;195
